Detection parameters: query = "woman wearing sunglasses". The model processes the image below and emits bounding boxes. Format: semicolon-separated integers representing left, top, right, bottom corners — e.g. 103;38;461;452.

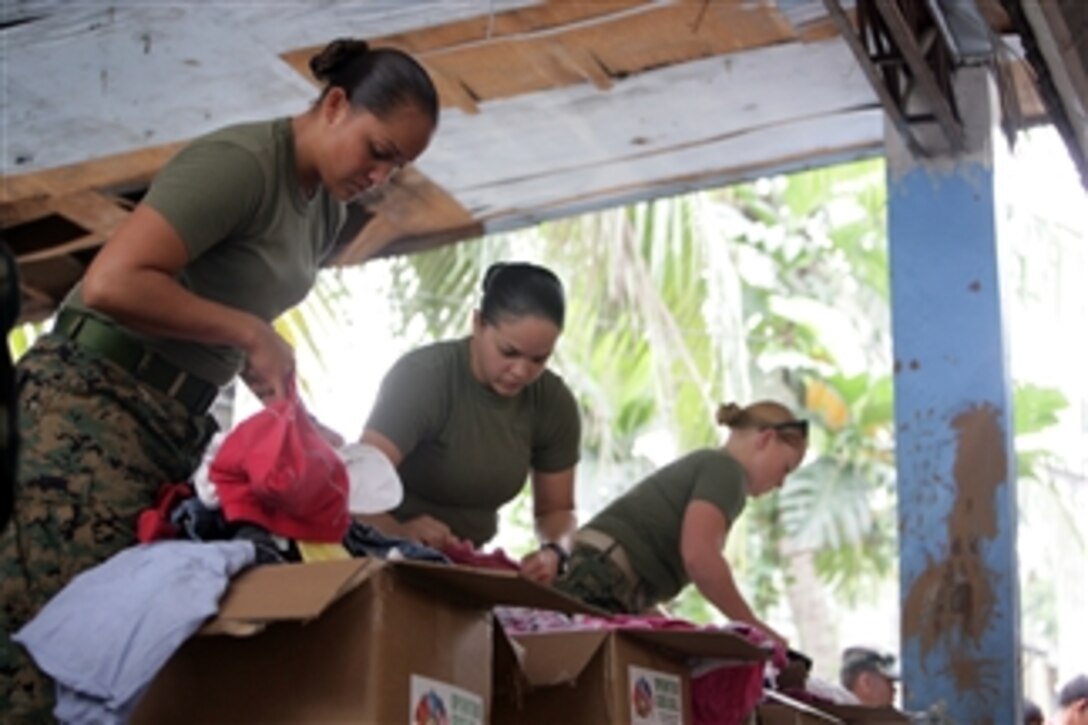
554;400;807;647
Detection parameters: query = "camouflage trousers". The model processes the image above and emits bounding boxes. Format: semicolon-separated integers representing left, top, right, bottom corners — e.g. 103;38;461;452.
553;542;656;615
2;242;19;534
0;335;217;721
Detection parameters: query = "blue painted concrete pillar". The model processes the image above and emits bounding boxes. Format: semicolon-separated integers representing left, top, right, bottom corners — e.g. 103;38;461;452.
887;67;1020;721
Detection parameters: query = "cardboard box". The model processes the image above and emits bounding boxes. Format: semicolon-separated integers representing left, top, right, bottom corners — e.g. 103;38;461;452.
759;691;842;724
133;557;595;724
758;691;911;724
759;703;842;724
495;627;768;724
815;704;911;723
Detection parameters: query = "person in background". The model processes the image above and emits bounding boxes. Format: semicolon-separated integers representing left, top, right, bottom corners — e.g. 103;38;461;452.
1023;698;1044;725
358;262;581;584
554;400;806;648
0;37;438;720
1056;674;1088;725
840;646;899;707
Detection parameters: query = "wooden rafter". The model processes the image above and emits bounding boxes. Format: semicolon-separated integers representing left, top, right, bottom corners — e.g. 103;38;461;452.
823;0;968;156
0;143;183;208
330;166;481;266
281;2;794;109
873;0;963;149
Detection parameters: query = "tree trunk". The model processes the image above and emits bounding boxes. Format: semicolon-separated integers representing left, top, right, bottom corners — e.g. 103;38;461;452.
779;542;841;682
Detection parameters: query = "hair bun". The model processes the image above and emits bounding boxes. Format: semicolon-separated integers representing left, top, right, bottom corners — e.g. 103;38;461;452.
310;38;370;82
482;263;507;294
716;403;742;426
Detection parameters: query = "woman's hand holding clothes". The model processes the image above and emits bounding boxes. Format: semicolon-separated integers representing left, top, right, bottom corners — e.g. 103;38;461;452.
526;469;576;584
399;514;461;549
240;321;295;404
519;546;562;584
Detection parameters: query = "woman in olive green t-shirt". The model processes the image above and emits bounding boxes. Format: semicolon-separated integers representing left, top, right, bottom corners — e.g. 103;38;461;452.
1;38;439;720
556;400;807;648
359;262;581;585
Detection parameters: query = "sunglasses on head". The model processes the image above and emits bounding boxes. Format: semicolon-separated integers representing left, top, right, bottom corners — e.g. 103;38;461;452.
764;420;809;438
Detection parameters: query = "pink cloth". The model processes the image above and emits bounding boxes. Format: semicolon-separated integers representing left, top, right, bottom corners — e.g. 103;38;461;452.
689;622;782;724
725;622;789;669
441;540;520;571
692;662;764;725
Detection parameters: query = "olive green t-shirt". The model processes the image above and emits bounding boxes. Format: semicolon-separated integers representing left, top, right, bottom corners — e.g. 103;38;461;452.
586;448;748;603
366;337;581;546
66;118;346;385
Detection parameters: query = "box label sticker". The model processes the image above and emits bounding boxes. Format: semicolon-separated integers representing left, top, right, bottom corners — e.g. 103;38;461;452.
409;674;484;725
628;665;684;725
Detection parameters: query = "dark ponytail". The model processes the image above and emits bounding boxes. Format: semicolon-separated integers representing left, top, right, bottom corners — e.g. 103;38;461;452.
480;262;566;329
309;38;438;125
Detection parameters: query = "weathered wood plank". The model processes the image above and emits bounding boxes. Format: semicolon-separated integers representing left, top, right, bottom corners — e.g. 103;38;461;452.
0;196;56;228
475;109;886;233
16;233;105;265
1;9;315;174
18;254;88;311
53;191;130;237
422;40;876;199
279;1;645;76
420;3;792;104
282;2;792;108
1;144;182;207
225;0;541;55
331;166;479;266
368;109;883;256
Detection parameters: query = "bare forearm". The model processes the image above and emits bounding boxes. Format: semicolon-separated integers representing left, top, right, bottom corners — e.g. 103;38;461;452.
83;269;263;350
689;555;786;643
688;555;759;623
534;509;576;547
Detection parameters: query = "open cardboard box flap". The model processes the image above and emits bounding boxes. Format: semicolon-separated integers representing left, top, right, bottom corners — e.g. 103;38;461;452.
510;630;612;687
764;690;843;723
816;703;911;723
210;558;378;626
390;558;606;616
509;625;768;689
201;557;603;634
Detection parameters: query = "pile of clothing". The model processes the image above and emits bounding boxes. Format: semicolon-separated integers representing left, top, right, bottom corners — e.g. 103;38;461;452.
11;399;445;723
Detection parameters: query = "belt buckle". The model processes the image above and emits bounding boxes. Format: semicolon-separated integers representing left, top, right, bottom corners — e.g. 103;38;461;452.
134;350;192;409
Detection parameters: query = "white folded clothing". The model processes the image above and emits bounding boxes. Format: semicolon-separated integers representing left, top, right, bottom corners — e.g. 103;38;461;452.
339;442;404;515
192;432;226;509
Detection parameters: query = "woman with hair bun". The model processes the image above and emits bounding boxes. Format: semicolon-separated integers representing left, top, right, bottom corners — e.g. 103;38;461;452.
359;262;581;584
1;38;438;718
555;401;807;647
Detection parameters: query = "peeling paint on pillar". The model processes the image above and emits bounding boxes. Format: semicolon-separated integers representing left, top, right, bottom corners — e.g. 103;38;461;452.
888;67;1020;723
903;405;1007;695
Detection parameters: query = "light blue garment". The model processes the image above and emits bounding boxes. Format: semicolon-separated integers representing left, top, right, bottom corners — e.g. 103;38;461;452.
14;540;255;724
